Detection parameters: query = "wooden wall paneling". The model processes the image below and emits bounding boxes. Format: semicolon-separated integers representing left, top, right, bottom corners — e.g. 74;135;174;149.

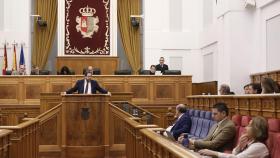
24;77;47;104
36;104;62;158
40;93;62;113
187;95;280;119
0;77;19;104
0;118;40;158
0;76;192;106
262;98;276;118
56;57;119;75
109;103;132;157
61;94;110;158
49;77;73;93
0;105;40;125
0;129;12;158
251;70;280;84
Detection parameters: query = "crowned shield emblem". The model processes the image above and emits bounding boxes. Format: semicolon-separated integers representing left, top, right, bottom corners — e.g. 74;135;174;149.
76;6;99;38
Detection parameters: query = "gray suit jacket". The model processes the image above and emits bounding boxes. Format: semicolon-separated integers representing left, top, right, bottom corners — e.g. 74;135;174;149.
194;118;236;151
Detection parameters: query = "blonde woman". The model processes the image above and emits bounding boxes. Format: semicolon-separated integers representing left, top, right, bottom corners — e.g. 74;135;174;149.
199;116;269;158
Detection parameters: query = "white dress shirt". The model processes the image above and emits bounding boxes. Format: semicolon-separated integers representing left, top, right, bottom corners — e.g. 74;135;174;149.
83;79;92;94
218;142;269;158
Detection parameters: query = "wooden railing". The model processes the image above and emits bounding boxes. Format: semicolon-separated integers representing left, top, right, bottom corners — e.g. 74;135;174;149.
124;118;158;158
187;94;280;118
139;128;200;158
192;81;218;95
112;101;161;125
251;69;280;84
0;104;40;126
36;103;62;156
0;118;40;158
0;129;12;158
109;101;159;157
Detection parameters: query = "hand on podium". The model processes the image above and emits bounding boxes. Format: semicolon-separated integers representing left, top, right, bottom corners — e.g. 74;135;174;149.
107;91;112;96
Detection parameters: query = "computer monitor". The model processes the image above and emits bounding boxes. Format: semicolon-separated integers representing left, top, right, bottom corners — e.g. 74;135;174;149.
163;70;181;75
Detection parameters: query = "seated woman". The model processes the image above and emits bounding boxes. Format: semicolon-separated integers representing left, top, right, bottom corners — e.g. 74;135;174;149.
261;77;280;94
198;116;269;158
60;66;71;75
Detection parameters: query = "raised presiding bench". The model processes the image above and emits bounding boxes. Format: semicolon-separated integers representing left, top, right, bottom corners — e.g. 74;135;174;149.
187;94;280;118
0;75;191;106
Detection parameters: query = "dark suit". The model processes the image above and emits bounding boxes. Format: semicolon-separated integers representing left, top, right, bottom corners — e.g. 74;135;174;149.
66;79;108;94
155;64;169;73
170;112;192;140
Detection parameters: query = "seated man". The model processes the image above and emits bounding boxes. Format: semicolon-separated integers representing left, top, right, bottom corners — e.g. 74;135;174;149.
149;65;156;75
155;57;169;74
66;70;109;94
219;84;233;95
178;102;235;152
166;104;191;141
12;64;26;75
30;65;40;75
248;83;262;94
83;66;93;75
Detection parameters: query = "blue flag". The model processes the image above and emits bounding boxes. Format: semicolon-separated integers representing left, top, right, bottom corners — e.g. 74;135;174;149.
19;45;25;65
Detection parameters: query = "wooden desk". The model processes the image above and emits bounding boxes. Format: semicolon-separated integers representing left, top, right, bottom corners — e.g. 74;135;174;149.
0;75;192;106
187;94;280;118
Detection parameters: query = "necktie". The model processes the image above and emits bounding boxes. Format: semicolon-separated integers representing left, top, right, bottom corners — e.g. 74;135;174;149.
85;81;89;94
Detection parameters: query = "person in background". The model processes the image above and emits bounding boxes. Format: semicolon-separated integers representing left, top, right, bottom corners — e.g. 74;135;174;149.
248;83;262;94
60;66;71;75
219;84;233;95
261;77;280;94
243;84;250;94
30;65;40;75
155;57;169;74
66;70;109;94
165;104;191;141
199;116;269;158
12;64;27;75
178;103;236;151
150;65;156;75
83;66;93;75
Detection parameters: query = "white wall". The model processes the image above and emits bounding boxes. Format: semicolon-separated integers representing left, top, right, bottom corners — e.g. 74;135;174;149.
199;0;280;94
143;0;203;82
0;0;31;74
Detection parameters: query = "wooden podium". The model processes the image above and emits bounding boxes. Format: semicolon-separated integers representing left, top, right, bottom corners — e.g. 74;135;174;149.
61;94;110;158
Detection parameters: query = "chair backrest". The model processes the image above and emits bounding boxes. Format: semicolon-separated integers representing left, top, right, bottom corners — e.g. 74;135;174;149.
114;70;132;75
200;119;211;138
238;116;251;139
188;109;194;117
199;111;206;118
39;70;50;75
139;70;150;75
204;111;212;120
92;68;101;75
267;118;280;155
5;70;12;75
194;110;200;117
190;117;198;135
194;118;203;137
163;70;181;75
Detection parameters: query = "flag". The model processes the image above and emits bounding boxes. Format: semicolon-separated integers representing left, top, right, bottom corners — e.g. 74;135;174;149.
12;45;17;71
2;44;7;75
19;45;25;66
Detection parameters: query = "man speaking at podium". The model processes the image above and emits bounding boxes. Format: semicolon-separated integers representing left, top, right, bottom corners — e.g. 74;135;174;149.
66;70;108;94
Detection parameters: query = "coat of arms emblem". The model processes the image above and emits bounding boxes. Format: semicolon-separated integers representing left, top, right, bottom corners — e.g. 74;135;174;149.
76;6;99;38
